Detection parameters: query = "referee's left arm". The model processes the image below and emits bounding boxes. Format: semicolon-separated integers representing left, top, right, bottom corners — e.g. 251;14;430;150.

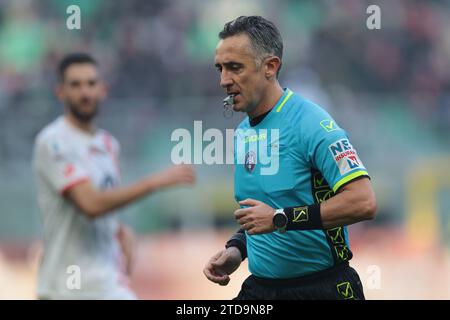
234;108;377;234
235;181;376;234
318;175;376;229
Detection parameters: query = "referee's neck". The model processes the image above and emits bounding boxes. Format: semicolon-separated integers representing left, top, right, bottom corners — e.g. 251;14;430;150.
248;83;284;119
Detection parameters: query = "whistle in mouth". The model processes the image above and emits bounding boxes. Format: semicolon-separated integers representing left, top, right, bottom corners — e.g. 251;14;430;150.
223;94;235;107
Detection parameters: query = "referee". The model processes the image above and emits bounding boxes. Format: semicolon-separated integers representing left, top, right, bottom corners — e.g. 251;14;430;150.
204;16;377;300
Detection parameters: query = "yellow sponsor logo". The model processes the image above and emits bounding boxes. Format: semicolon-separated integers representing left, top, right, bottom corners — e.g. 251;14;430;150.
336;282;354;299
315;190;333;203
292;207;308;223
327;227;345;244
320;119;339;132
313;174;326;188
244;133;267;144
335;245;350;260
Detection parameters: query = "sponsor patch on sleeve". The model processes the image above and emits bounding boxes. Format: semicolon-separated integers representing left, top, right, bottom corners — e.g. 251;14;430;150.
328;139;365;175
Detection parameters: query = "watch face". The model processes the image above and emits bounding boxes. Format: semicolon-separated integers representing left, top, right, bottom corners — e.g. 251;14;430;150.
273;212;287;228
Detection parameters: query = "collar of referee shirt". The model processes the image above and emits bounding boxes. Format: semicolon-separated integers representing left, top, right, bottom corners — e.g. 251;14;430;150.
249;88;293;127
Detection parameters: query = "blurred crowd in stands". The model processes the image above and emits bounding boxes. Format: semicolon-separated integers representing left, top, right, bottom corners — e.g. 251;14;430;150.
0;0;449;158
1;1;449;108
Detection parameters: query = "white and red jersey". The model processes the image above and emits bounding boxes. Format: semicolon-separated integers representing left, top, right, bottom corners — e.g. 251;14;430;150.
32;116;135;299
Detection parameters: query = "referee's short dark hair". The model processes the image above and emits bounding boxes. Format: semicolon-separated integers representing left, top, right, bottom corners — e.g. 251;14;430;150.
58;53;98;82
219;16;283;77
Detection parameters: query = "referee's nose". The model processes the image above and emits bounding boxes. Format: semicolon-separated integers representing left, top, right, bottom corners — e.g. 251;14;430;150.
220;70;233;89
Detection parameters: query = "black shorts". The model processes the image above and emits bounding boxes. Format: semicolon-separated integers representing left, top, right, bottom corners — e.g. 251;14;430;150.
234;262;365;300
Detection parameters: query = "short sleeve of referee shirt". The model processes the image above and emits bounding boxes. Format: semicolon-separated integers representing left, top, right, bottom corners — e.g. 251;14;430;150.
299;102;370;193
35;138;89;195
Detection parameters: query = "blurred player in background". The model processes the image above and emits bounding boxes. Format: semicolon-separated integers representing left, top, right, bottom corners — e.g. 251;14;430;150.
204;16;377;300
32;53;195;299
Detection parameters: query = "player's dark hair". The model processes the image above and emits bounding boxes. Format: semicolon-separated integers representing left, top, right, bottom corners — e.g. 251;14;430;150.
58;53;98;82
219;16;283;77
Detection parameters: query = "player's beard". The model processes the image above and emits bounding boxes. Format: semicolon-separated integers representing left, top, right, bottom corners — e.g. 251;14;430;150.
66;97;99;123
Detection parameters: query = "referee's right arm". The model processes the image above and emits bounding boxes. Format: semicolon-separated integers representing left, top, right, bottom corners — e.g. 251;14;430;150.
225;228;247;260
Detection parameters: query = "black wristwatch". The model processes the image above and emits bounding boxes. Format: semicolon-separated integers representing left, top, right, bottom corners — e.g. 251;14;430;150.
273;209;287;233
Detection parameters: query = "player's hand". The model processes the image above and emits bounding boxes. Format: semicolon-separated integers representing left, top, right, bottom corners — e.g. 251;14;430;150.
203;247;242;286
154;164;196;188
234;199;276;235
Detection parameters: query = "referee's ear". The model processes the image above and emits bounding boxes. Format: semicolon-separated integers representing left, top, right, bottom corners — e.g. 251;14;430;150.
263;56;281;80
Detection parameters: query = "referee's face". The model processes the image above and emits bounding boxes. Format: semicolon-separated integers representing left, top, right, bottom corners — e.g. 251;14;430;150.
57;63;106;123
215;34;269;115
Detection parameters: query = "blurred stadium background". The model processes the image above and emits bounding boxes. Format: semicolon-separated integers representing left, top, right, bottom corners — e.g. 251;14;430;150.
0;0;449;299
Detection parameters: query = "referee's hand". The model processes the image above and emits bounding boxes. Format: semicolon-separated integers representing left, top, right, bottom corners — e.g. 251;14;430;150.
203;247;242;286
235;199;276;235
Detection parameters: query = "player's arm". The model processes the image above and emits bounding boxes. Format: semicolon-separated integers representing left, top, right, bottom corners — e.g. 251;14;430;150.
67;164;195;218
